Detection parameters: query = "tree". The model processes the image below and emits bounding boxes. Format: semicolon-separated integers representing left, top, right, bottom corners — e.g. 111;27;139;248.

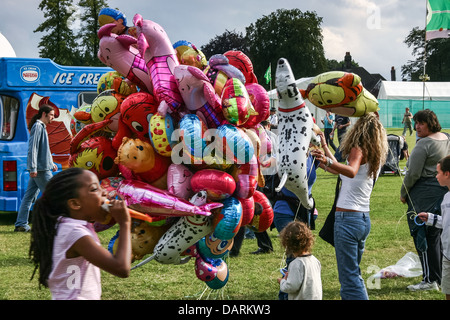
34;0;82;65
402;27;450;81
200;30;248;60
245;9;327;88
77;0;108;66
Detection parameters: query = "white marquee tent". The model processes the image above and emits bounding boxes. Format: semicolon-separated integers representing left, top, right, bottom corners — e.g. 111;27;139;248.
0;33;16;58
377;81;450;128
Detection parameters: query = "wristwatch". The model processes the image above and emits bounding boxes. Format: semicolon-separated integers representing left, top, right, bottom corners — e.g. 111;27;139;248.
326;157;333;167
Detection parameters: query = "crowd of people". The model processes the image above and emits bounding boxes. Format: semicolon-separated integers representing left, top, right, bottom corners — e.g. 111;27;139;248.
10;7;450;300
14;96;450;301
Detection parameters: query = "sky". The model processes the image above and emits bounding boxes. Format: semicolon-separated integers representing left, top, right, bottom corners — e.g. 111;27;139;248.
0;0;428;81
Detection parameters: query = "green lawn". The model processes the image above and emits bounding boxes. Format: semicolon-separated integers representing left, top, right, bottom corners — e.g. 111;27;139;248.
0;128;448;300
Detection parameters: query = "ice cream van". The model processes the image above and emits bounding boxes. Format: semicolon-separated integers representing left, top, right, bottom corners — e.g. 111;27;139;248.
0;57;110;213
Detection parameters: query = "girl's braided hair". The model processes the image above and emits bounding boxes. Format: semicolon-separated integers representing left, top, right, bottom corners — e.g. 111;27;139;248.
29;167;85;287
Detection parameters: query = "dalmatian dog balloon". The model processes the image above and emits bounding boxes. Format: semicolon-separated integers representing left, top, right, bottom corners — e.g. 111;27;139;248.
275;58;314;209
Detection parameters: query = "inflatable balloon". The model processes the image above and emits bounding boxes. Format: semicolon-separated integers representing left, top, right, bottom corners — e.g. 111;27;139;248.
238;196;255;226
274;58;314;209
242;83;270;128
221;78;257;126
224;50;258;84
131;220;170;261
174;64;225;128
112;91;158;150
204;258;229;290
152;191;215;264
249;124;272;157
69;135;118;180
248;190;273;233
207;54;246;89
72;104;93;127
173;40;207;70
98;23;153;93
100;176;124;200
133;14;183;115
166;163;194;200
190;169;236;201
197;233;234;259
231;154;259;199
75;89;126;133
300;71;379;117
97;70;138;96
212;124;255;165
116;179;223;217
114;137;170;188
177;114;208;164
195;254;218;282
149;113;176;157
212;197;242;240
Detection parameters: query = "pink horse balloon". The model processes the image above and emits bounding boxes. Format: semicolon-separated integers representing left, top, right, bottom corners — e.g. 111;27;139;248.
97;23;153;93
116;179;222;217
133;14;183;116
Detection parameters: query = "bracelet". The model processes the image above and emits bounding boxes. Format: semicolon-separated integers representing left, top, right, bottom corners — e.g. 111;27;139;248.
326;157;333;167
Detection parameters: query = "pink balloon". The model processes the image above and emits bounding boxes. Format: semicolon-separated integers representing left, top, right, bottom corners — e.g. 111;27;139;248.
97;23;153;93
116;179;223;217
242;83;270;128
133;14;183;114
166;164;194;200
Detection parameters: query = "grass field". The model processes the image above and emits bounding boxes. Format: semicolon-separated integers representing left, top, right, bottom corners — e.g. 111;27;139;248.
0;128;448;300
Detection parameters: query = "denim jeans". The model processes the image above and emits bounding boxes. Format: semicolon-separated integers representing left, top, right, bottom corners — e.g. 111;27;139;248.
334;211;371;300
15;170;53;230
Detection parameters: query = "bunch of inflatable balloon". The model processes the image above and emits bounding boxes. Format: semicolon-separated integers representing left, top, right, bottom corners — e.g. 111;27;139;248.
68;13;274;290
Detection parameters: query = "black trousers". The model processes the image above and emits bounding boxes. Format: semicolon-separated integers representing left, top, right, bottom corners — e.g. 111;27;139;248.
406;177;446;284
230;227;273;256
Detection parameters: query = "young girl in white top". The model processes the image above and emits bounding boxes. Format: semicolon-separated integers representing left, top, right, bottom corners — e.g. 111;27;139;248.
312;112;388;300
278;221;322;300
29;167;131;300
418;155;450;300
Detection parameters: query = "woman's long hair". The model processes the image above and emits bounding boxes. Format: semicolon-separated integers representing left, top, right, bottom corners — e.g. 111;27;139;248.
29;168;85;288
339;112;388;179
28;104;54;131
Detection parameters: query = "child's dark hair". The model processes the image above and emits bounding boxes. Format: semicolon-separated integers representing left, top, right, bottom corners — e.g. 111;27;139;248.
438;155;450;173
28;104;54;131
279;221;314;256
29;167;85;287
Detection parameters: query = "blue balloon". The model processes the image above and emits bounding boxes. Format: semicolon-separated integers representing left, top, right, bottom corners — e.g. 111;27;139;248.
213;197;242;241
215;124;254;164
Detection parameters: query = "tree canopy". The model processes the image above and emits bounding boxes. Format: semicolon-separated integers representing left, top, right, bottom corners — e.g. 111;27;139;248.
401;27;450;81
200;9;328;89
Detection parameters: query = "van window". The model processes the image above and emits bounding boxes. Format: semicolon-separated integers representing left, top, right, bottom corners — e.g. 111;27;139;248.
0;95;19;141
78;92;98;107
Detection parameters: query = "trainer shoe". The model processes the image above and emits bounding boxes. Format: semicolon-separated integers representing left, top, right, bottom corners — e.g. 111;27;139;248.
14;226;30;232
407;281;439;292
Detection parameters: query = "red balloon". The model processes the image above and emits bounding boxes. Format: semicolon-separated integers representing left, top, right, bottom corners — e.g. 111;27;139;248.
190;169;236;201
248;190;273;233
238;196;254;226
